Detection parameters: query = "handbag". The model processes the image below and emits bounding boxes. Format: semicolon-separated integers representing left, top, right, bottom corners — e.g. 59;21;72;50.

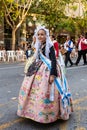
60;48;67;55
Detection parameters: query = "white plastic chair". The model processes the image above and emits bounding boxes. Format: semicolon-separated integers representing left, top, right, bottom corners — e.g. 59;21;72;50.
0;51;6;62
7;50;16;62
16;50;25;61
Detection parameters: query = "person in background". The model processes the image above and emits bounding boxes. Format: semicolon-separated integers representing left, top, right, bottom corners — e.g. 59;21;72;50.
81;33;87;65
75;34;87;65
17;26;73;123
25;45;32;59
50;35;65;66
50;35;59;58
64;35;74;67
51;35;65;74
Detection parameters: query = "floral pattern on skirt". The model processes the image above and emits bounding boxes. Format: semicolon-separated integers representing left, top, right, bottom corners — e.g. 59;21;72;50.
17;63;73;123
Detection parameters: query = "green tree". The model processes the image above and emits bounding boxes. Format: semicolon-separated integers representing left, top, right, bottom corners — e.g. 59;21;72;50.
0;0;4;23
30;0;80;38
30;0;68;33
2;0;33;50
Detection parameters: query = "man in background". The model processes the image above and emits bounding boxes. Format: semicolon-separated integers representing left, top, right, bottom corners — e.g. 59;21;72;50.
64;35;73;67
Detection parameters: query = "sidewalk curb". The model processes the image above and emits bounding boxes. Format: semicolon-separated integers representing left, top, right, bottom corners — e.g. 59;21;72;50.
0;61;25;65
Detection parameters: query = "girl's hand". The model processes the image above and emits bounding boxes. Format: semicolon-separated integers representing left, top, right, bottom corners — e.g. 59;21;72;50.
49;75;55;84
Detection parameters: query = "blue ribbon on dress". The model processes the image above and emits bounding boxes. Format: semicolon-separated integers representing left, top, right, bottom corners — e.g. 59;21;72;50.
39;52;71;108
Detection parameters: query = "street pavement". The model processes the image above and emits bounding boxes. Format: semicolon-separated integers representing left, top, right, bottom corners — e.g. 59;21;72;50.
0;61;87;130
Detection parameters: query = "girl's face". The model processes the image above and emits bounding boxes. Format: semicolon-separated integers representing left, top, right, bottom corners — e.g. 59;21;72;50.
37;29;46;44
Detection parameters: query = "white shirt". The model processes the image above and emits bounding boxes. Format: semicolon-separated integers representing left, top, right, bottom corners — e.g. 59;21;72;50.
83;39;87;44
64;40;73;51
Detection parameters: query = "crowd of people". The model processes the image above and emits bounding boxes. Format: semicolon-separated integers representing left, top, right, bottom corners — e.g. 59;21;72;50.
25;31;87;68
59;33;87;67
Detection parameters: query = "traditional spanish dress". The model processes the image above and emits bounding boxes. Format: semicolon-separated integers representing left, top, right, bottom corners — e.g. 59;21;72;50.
17;44;73;123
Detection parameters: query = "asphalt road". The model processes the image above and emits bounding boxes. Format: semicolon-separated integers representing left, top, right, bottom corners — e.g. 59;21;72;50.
0;62;87;130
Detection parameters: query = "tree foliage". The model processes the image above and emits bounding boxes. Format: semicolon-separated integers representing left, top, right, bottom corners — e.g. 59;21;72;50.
29;0;69;34
0;0;87;49
2;0;33;50
0;0;4;22
3;0;33;30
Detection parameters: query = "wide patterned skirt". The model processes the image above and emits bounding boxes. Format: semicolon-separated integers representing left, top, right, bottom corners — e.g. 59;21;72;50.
17;63;73;123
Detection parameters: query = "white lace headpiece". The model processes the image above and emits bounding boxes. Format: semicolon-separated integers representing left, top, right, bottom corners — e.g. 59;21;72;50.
34;26;53;59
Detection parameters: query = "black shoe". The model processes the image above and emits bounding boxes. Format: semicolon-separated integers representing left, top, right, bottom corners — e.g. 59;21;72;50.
74;63;78;66
83;63;87;65
69;64;73;67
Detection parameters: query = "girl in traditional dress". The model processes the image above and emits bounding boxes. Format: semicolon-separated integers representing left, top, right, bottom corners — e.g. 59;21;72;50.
17;26;73;123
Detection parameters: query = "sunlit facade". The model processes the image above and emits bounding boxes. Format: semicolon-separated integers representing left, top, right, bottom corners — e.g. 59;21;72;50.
65;0;85;18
